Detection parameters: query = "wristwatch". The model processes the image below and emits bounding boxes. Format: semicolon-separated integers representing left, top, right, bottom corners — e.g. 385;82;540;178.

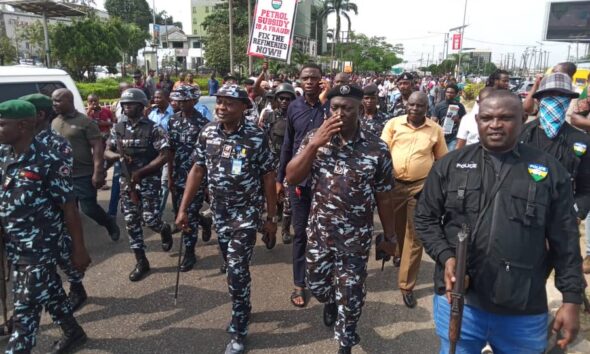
266;215;278;223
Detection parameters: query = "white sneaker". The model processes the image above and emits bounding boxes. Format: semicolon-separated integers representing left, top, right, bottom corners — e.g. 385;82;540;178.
481;344;493;354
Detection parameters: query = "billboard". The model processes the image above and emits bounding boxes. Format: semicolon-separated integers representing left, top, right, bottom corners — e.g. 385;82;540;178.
248;0;299;62
544;1;590;42
452;34;462;50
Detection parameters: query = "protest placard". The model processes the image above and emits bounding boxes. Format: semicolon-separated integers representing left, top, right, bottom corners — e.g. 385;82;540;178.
247;0;299;62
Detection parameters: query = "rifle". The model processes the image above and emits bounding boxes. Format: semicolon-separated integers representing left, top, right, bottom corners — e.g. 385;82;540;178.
449;224;470;354
0;228;8;336
114;128;140;205
174;226;191;306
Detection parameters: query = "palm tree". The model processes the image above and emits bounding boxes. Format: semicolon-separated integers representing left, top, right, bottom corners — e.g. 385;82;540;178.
321;0;358;47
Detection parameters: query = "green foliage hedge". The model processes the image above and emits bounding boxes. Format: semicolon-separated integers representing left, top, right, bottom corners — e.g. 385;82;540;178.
463;82;485;101
76;77;213;100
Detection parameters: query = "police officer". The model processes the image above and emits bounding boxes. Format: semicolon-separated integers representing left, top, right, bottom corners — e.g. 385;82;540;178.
105;88;173;282
176;84;277;354
0;100;91;354
360;84;391;136
520;72;590;222
415;90;584;352
261;83;296;244
19;93;89;312
390;72;414;118
286;85;397;354
167;85;210;272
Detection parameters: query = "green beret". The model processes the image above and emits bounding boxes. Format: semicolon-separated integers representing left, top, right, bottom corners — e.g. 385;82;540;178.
0;100;36;120
19;93;53;111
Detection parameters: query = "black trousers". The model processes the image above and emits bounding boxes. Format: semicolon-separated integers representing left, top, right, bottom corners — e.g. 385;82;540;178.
289;185;312;288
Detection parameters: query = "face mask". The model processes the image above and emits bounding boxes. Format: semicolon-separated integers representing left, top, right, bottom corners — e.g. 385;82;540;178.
538;96;570;139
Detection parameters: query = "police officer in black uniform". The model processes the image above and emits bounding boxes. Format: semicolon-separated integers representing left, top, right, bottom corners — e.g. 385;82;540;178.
176;84;277;354
415;90;584;352
520;72;590;221
262;83;296;244
105;88;172;282
0;100;91;354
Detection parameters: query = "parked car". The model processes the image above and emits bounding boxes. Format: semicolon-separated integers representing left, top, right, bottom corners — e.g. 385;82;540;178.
509;76;524;91
0;66;85;112
84;65;121;80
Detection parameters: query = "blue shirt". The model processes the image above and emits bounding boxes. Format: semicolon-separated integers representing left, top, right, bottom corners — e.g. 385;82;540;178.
208;79;219;96
148;105;174;133
278;95;328;184
195;103;213;121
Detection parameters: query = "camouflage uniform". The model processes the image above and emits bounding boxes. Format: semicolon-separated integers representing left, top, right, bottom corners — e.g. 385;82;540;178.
360;111;391;137
264;109;291;230
168;110;209;248
108;118;169;250
36;128;84;285
192;119;276;337
300;128;394;347
390;95;409;118
0;140;76;353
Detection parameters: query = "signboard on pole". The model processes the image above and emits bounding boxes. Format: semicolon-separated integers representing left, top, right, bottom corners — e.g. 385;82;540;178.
248;0;299;62
452;33;462;50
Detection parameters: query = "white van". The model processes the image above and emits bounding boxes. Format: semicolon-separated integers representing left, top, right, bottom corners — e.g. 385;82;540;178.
0;66;85;112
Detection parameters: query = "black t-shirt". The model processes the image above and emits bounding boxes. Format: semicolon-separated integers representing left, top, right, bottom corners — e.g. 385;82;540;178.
433;100;467;142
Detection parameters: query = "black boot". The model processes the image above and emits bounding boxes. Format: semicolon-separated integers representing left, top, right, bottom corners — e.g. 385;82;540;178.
323;302;337;327
200;212;213;242
224;334;245;354
129;250;150;282
106;216;120;241
337;345;352;354
50;317;87;354
160;223;173;251
179;246;197;272
281;215;292;244
68;282;87;312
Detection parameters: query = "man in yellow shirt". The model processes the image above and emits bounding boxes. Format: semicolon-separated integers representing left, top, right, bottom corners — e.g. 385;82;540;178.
381;91;448;308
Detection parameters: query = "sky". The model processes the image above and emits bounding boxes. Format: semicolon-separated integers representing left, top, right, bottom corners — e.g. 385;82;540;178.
94;0;589;68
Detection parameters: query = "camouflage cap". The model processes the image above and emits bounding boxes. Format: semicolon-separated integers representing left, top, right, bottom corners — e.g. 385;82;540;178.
0;99;37;120
170;85;201;101
19;93;53;111
214;84;253;108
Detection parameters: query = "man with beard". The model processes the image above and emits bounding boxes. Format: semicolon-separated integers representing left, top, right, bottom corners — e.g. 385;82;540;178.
390;72;414;118
278;64;329;308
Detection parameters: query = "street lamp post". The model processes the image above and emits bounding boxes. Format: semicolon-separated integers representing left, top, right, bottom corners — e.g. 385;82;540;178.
456;0;468;80
229;0;234;75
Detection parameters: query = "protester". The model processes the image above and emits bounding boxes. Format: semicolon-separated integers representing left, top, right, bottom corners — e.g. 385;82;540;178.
433;84;467;151
455;87;495;149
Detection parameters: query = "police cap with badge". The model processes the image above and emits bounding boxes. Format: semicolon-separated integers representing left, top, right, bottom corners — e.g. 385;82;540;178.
0;99;37;120
214;84;253;108
327;84;364;101
397;72;414;82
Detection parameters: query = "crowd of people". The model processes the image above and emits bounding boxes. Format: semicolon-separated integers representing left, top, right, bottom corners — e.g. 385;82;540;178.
0;60;588;354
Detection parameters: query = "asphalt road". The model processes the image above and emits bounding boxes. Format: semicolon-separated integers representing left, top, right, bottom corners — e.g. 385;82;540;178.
21;186;441;354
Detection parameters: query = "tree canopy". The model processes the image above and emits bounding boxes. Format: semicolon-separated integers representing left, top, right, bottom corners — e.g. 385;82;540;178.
104;0;152;31
335;33;402;73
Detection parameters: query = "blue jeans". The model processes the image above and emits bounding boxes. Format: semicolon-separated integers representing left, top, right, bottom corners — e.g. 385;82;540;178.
433;295;548;354
585;212;590;256
108;161;121;216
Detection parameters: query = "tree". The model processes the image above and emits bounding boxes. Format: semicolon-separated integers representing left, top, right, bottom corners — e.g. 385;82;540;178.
155;11;183;30
321;0;358;48
0;35;16;65
51;16;121;80
104;0;152;31
202;0;251;75
18;21;46;60
334;33;402;73
106;18;149;76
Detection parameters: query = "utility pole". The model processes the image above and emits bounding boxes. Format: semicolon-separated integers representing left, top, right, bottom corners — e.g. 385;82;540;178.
229;0;234;75
456;0;468;79
152;0;157;73
247;0;252;76
567;44;571;61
